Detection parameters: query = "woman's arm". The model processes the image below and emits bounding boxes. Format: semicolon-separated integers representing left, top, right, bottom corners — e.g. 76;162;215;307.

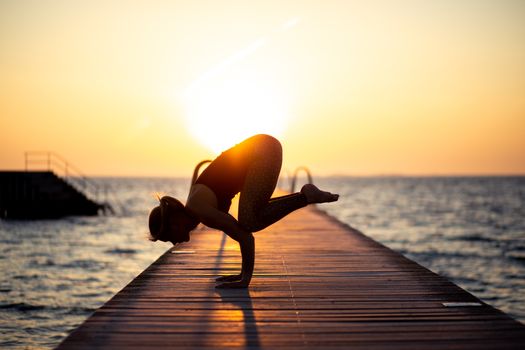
186;192;254;288
187;201;248;240
198;208;255;288
215;232;254;288
186;185;249;241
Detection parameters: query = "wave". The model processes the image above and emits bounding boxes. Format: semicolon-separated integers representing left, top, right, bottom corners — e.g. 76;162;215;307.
104;248;138;255
0;302;47;311
447;235;497;243
506;252;525;262
57;259;107;270
27;258;108;271
400;249;499;261
0;302;95;315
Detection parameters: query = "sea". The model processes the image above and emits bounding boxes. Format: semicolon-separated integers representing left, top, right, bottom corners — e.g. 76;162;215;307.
1;176;524;349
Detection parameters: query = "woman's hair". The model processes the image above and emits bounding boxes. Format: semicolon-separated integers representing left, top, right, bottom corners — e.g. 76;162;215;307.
148;196;186;242
148;206;162;241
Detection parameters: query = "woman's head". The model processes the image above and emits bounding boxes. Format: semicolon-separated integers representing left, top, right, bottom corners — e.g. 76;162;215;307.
148;196;197;245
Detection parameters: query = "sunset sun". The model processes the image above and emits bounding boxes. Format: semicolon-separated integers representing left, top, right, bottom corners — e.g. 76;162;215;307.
182;73;289;154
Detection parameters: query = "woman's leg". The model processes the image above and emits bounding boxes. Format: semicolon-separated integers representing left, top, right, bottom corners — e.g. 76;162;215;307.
238;137;308;232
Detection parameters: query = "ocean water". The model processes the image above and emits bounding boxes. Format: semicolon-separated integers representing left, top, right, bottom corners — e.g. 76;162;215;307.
0;177;188;349
1;176;524;349
315;176;525;322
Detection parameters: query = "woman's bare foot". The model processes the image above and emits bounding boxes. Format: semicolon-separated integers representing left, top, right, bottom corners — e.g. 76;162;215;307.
301;184;339;204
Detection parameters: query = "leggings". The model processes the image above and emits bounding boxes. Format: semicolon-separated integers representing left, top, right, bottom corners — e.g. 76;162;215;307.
238;136;308;232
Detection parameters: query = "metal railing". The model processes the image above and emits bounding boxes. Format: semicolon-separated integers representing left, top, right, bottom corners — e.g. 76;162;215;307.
290;166;313;193
191;160;313;195
191;160;212;185
24;151;109;206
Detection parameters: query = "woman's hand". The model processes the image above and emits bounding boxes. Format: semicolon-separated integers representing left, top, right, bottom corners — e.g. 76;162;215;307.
215;280;250;289
216;274;242;282
215;231;254;289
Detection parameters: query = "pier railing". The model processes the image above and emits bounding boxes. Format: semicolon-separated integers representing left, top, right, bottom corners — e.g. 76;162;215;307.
191;161;314;194
289;166;313;193
24;151;109;207
191;160;212;185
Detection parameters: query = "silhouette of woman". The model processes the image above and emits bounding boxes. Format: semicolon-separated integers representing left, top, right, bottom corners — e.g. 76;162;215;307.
148;134;339;288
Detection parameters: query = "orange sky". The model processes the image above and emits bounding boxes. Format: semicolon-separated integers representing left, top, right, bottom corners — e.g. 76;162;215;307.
1;1;524;177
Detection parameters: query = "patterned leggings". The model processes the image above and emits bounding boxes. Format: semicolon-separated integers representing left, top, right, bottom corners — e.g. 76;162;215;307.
238;135;308;232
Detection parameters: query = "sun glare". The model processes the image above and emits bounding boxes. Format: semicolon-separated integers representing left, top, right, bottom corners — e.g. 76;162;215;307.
183;74;288;154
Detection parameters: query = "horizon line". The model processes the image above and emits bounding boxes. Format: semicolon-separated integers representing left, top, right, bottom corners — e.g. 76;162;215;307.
1;169;525;179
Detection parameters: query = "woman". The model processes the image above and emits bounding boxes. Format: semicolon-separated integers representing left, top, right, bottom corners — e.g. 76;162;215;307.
148;134;338;288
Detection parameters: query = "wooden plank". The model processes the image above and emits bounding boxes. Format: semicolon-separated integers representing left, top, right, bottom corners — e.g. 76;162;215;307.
57;200;525;349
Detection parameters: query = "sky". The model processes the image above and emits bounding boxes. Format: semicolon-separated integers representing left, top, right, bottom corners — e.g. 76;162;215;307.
1;0;524;177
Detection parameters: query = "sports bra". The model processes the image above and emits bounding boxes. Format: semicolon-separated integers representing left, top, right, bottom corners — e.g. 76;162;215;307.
194;142;250;212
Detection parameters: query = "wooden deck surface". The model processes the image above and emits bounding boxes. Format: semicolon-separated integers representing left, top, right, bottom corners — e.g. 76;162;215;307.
57;202;525;349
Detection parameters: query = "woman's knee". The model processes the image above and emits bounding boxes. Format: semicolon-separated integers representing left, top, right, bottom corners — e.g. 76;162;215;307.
252;134;282;158
238;213;264;233
240;221;260;233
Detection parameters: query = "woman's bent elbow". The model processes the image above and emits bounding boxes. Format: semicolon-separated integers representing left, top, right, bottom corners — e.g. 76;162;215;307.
238;231;254;245
239;220;263;233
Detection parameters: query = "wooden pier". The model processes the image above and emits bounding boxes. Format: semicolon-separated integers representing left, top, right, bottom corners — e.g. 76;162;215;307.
0;171;104;219
57;204;525;349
